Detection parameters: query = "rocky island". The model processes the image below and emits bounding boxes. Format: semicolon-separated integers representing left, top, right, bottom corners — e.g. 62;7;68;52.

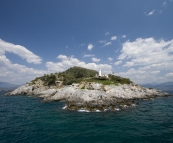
5;66;170;112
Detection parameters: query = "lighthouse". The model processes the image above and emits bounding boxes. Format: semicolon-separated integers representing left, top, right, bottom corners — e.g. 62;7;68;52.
99;68;102;76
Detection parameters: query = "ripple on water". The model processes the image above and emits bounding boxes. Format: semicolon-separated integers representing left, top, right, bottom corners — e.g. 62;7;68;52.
0;92;173;143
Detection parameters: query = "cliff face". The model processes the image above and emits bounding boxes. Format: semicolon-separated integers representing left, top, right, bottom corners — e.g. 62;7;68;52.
5;82;169;112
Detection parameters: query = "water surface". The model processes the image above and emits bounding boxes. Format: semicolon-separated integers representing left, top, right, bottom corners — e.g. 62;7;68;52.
0;91;173;143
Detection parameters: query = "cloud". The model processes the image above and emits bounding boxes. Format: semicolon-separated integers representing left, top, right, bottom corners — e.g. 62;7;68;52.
119;37;173;67
83;54;94;58
115;68;162;84
114;37;173;84
115;61;122;65
46;55;112;74
0;39;45;84
147;10;155;16
0;55;45;84
102;42;112;47
88;44;94;50
105;32;110;35
111;36;117;41
108;57;113;61
92;57;100;63
163;2;166;5
0;39;42;64
99;40;106;44
122;35;126;38
165;72;173;77
81;44;85;46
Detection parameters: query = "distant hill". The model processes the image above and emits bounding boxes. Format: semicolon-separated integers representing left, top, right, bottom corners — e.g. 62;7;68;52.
141;82;173;93
0;81;20;90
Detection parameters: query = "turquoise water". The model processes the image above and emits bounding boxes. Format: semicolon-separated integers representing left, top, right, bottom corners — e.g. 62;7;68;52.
0;91;173;143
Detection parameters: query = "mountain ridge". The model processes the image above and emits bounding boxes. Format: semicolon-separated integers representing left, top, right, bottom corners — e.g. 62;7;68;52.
141;82;173;93
0;81;20;90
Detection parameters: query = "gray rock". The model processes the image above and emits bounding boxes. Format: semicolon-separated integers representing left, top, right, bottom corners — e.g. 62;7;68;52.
4;82;170;111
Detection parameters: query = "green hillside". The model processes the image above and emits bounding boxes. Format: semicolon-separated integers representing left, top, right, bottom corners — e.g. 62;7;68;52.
30;66;132;86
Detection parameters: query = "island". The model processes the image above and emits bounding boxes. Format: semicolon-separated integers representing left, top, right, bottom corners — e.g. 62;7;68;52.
5;66;170;112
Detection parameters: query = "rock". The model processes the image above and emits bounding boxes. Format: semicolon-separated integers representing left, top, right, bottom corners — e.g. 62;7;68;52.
39;89;57;98
4;82;170;111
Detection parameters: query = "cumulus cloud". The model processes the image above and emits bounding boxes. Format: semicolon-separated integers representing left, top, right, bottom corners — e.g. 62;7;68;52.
102;42;112;47
115;68;162;84
108;57;113;61
115;37;173;84
0;39;42;64
165;72;173;77
0;39;45;84
88;44;94;50
0;55;45;84
111;36;117;41
122;35;126;38
147;10;155;16
119;37;173;67
83;54;94;58
99;40;106;44
115;61;122;65
105;32;110;35
92;57;100;63
163;2;166;5
46;55;112;74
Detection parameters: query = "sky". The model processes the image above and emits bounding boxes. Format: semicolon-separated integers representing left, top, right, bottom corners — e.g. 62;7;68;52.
0;0;173;85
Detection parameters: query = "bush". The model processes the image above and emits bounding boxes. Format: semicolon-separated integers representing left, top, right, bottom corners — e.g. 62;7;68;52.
81;86;85;89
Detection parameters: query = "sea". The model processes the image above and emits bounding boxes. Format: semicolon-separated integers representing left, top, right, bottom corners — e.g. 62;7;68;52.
0;91;173;143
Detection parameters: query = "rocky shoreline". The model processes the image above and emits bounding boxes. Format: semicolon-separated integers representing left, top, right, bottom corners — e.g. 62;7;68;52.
4;82;170;112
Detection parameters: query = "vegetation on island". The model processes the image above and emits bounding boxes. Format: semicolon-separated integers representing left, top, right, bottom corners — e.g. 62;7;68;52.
30;66;132;86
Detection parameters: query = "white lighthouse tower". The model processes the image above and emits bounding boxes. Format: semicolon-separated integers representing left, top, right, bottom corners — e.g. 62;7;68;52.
99;68;102;76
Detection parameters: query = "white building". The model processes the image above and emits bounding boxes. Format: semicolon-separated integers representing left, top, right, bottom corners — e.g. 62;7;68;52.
99;68;102;76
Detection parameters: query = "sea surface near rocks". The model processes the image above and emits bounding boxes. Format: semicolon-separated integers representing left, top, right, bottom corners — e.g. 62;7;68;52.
0;91;173;143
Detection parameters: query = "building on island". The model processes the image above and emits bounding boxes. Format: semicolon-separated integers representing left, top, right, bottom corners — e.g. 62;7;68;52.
99;69;102;76
95;69;108;78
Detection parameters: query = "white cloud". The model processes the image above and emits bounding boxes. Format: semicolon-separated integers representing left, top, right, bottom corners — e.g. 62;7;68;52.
0;55;45;84
122;35;126;38
147;10;155;16
46;55;112;74
92;57;100;63
83;54;94;58
119;37;173;67
57;54;69;60
115;61;122;65
163;2;166;5
105;32;110;35
111;36;117;41
108;57;113;61
0;39;45;84
115;68;163;84
165;72;173;77
114;37;173;84
0;39;42;64
99;40;106;44
88;44;94;50
102;42;112;47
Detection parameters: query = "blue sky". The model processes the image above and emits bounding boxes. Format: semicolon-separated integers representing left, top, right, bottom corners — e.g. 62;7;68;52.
0;0;173;84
